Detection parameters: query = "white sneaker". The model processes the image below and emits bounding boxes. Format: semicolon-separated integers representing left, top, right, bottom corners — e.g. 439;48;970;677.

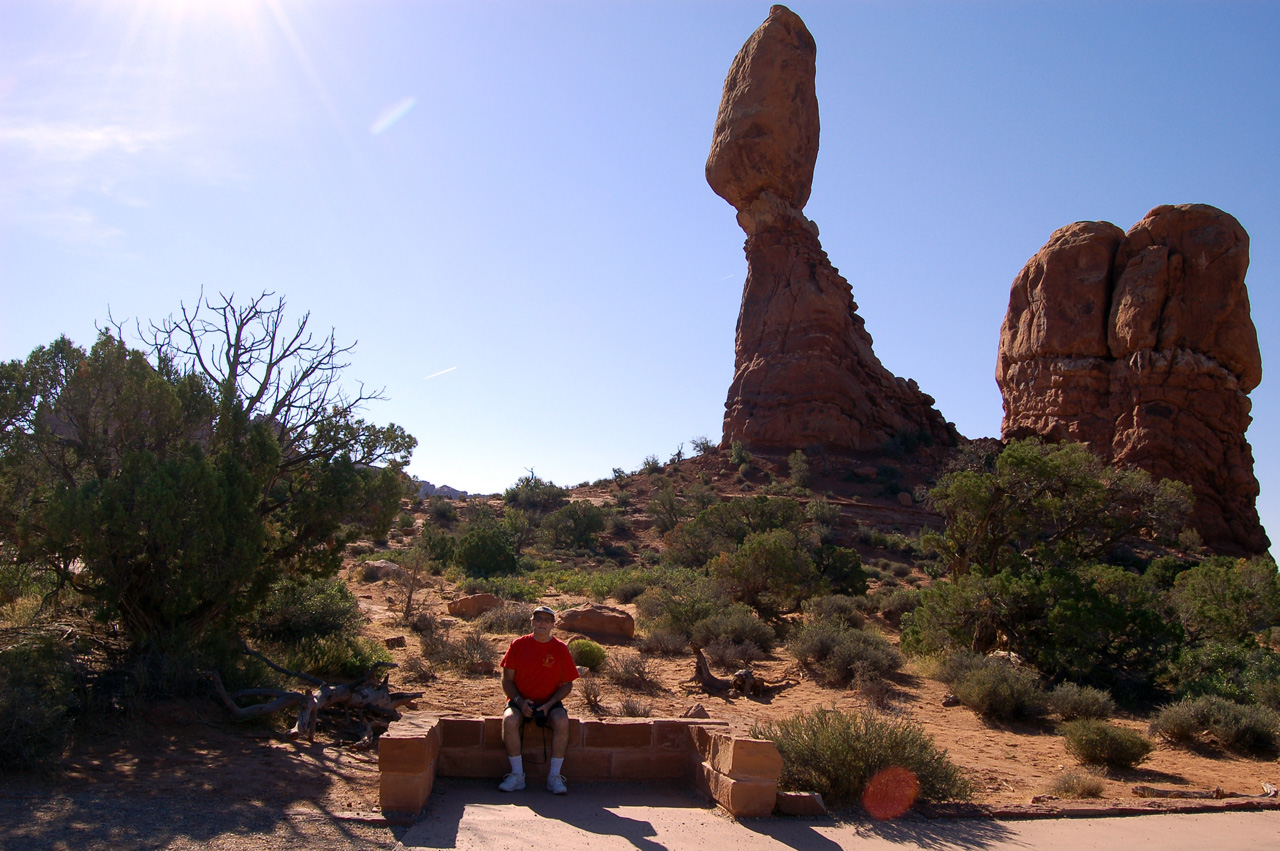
499;772;525;792
546;773;567;795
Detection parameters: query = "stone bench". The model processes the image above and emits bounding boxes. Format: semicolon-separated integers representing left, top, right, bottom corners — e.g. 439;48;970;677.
379;715;811;819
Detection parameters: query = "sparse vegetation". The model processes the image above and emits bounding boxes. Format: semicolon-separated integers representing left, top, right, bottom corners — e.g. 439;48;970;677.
1049;683;1116;721
0;637;76;770
1045;770;1106;798
753;708;971;808
607;655;659;693
1061;720;1152;769
1149;696;1280;754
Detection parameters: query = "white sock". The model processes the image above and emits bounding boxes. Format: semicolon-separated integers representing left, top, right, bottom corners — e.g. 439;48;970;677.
549;757;564;776
509;756;523;775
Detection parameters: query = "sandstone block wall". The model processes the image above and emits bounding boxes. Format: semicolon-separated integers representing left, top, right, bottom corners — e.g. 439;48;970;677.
378;715;801;819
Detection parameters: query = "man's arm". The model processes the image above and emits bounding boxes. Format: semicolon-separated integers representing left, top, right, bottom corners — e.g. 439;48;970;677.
502;668;534;717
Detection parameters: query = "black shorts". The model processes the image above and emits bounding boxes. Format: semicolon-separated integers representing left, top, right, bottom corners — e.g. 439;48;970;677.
507;698;566;728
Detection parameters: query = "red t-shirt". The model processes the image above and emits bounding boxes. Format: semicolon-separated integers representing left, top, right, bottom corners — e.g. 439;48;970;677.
500;634;579;703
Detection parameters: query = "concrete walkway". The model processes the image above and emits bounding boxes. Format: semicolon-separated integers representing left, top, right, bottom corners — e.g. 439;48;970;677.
398;779;1280;850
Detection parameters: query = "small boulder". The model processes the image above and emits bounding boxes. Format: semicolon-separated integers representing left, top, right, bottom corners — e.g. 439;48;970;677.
448;593;504;619
896;492;913;507
384;635;407;650
682;703;711;719
557;604;635;639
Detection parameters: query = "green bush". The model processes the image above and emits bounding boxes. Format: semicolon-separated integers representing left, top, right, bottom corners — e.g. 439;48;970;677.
814;545;867;597
1049;683;1116;721
454;520;519;577
278;634;392;680
0;637;76;770
568;638;608;672
543;500;606;549
1167;641;1280;705
753;708;971;808
641;455;663;475
788;450;812;489
729;440;751;467
877;588;921;626
788;621;902;686
457;575;543;602
422;629;496;674
502;473;568;517
428;496;457;525
649;483;687;535
950;661;1047;721
250;575;363;644
806;497;841;527
709;528;817;616
634;574;720;638
689;603;776;652
1149;695;1280;754
1061;720;1152;768
611;581;648;604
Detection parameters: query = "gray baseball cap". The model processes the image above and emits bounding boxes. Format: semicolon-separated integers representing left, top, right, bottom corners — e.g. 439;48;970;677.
532;606;555;618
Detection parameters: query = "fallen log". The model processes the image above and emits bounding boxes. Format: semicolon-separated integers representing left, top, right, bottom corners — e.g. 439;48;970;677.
1133;784;1279;800
206;642;422;742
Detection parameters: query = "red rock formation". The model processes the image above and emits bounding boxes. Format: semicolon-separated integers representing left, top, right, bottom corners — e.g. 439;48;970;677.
709;6;955;453
998;204;1267;554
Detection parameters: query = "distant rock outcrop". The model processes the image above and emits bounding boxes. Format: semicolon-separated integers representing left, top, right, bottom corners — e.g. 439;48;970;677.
998;204;1267;554
709;5;955;453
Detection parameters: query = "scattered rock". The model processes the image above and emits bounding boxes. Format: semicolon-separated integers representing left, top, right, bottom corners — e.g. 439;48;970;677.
897;492;913;507
557;604;635;639
469;660;495;675
998;203;1267;554
681;703;711;719
775;790;827;817
359;560;402;582
709;6;956;454
942;693;963;707
447;593;505;619
383;635;407;650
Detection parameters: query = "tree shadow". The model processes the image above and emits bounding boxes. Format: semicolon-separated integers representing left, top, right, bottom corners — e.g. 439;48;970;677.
0;705;379;851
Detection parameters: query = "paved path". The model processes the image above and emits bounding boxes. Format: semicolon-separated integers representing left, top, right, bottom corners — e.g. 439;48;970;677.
398;779;1280;851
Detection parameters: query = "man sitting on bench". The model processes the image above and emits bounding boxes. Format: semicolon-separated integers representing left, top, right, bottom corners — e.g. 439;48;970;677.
498;605;579;794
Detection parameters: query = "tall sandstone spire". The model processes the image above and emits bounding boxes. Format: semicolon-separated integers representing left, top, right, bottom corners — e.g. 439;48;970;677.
708;5;955;453
997;204;1268;554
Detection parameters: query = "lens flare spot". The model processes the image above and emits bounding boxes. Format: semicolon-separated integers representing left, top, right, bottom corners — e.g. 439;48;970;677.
861;765;919;820
371;96;416;134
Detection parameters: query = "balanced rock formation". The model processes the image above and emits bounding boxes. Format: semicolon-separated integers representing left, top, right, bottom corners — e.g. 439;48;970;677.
998;204;1266;554
709;5;955;453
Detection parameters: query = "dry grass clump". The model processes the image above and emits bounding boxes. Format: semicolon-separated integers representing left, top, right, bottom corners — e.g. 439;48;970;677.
1061;720;1153;769
1045;770;1106;799
607;655;659;693
638;630;687;656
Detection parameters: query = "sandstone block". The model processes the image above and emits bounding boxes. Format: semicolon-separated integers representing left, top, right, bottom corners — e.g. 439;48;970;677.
712;736;783;780
437;717;483;748
612;750;688;780
775;790;827;817
582;720;652;749
379;766;434;814
447;593;504;619
557;604;635;638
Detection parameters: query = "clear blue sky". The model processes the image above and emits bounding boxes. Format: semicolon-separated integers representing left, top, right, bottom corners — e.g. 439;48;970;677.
2;1;1278;546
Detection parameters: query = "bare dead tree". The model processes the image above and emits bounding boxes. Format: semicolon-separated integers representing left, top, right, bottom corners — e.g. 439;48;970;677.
207;643;422;745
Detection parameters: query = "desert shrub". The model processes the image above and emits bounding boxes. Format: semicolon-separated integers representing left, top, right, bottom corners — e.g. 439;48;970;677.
279;634;392;680
806;497;841;527
638;630;687;656
1170;556;1280;643
424;630;496;674
409;611;439;635
634;575;720;638
1045;770;1106;798
1167;641;1280;705
709;529;817;616
649;483;688;535
457;575;542;602
454;520;519;577
689;603;776;652
611;581;648;604
577;674;605;714
729;440;751;466
802;594;866;629
347;542;374;557
641;455;663;475
1062;720;1152;768
1049;683;1116;721
568;638;608;672
690;435;716;456
426;496;457;526
950;661;1047;721
502;473;568;518
789;621;902;686
814;545;868;597
877;588;921;626
890;563;913;578
618;696;652;717
543;500;607;549
607;655;658;692
474;603;534;634
250;575;363;644
704;639;766;671
1150;696;1280;754
753;708;971;808
0;637;76;770
788;450;812;489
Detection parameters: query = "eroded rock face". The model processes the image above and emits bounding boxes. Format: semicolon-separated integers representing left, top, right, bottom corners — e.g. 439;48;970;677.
711;6;955;453
998;204;1267;554
557;604;634;639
